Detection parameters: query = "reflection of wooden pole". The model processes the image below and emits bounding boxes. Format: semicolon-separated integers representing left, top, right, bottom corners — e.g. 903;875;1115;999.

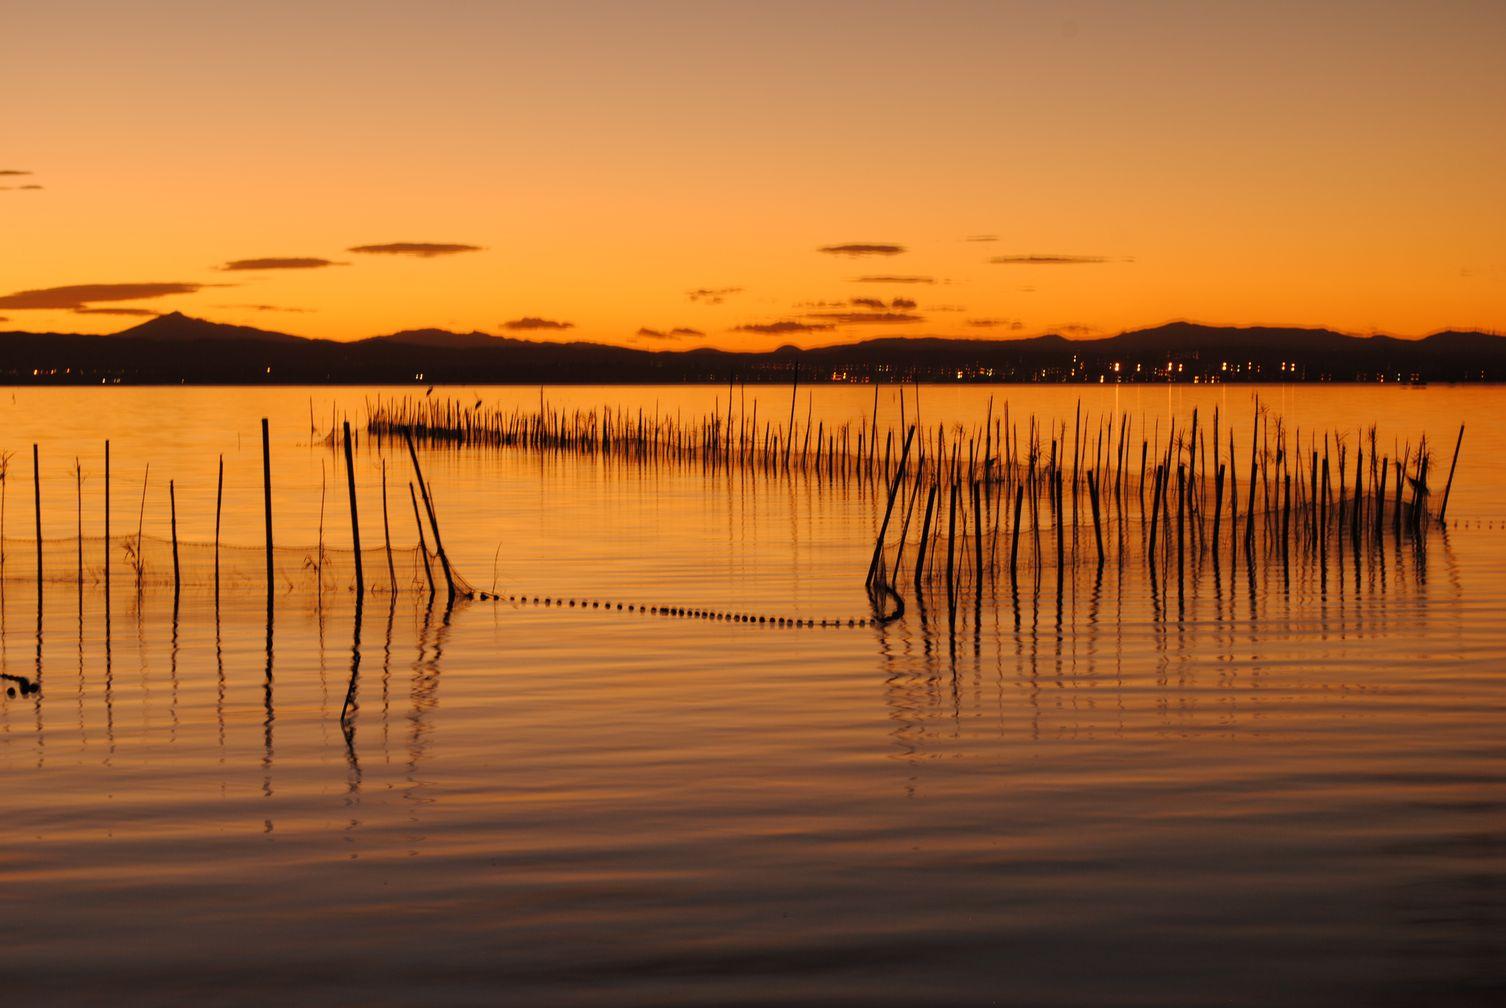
262;418;274;601
343;421;363;597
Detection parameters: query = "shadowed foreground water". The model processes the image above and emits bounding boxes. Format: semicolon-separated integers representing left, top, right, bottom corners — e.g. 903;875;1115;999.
1;386;1504;1005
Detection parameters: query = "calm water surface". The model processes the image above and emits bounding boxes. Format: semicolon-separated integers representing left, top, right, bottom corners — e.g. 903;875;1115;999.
1;385;1503;1006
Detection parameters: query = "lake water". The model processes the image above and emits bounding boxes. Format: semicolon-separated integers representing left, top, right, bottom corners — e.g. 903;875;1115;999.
1;385;1503;1006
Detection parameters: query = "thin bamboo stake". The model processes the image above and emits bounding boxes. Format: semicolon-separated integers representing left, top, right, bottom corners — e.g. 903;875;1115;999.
169;479;180;599
262;418;274;602
409;482;435;598
1438;424;1464;525
404;430;456;601
915;482;938;597
32;445;42;599
104;440;111;588
343;421;364;597
381;459;396;592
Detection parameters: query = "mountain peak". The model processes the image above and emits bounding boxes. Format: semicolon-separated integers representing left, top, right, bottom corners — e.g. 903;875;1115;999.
116;312;301;344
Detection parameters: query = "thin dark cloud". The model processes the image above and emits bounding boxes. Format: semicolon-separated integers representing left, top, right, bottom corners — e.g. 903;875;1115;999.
213;303;315;313
0;170;31;176
989;255;1127;265
967;318;1025;330
0;282;210;310
501;317;573;331
1;185;44;191
805;312;924;325
637;326;705;341
844;295;917;311
733;320;834;334
965;235;999;242
347;242;483;258
220;257;346;271
819;243;905;256
688;286;742;304
854;275;934;284
73;307;161;317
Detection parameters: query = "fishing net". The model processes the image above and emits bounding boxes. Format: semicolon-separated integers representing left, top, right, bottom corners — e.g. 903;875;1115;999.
0;535;472;596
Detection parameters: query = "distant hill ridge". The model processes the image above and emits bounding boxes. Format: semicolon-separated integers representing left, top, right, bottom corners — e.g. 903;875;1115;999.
2;313;1503;383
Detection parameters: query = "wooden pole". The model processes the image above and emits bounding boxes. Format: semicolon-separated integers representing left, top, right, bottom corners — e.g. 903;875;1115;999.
32;444;42;600
404;430;455;600
104;440;111;588
945;482;958;621
169;479;180;599
1009;483;1024;582
262;418;274;601
214;454;223;596
381;459;396;592
865;426;915;588
1087;470;1104;567
971;479;984;592
409;482;435;597
76;459;83;586
914;482;937;596
1438;424;1464;525
343;421;364;597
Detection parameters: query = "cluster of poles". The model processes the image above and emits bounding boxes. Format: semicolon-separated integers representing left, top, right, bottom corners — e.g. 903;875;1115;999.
862;401;1464;630
365;378;941;482
3;422;469;613
360;389;1465;631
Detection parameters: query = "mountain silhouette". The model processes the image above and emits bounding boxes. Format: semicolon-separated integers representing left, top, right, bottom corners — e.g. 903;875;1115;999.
116;310;305;344
363;328;515;350
2;314;1503;384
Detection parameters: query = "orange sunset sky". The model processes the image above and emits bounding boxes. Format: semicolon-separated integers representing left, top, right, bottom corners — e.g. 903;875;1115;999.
3;0;1503;349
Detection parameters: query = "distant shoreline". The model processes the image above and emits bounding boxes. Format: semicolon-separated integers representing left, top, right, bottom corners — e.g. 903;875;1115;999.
5;313;1505;385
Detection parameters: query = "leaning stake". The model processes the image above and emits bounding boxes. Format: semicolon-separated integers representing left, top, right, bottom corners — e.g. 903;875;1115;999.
1438;424;1464;525
343;421;364;597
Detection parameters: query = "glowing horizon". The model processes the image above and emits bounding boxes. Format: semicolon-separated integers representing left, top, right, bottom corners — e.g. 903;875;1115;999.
4;1;1503;349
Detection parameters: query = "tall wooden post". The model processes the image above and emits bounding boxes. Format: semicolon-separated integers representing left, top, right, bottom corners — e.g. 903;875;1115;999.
343;421;363;597
169;479;181;599
32;444;42;605
262;418;274;602
104;440;111;588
